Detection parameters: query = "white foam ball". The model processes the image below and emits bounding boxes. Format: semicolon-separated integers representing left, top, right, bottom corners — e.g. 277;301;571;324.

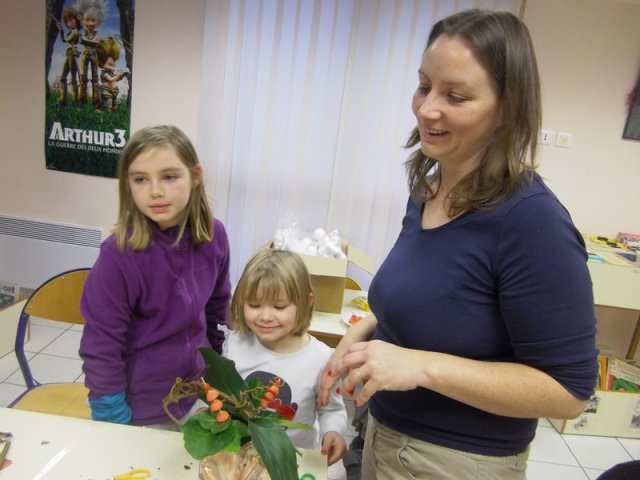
312;227;326;241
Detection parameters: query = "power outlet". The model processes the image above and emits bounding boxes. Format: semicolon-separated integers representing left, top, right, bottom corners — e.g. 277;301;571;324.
539;130;556;145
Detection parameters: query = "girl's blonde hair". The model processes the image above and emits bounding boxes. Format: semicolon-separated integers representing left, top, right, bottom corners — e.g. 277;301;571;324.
114;125;213;251
231;249;315;337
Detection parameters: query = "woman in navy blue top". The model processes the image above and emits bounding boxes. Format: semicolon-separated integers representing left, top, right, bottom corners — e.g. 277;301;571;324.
318;9;598;479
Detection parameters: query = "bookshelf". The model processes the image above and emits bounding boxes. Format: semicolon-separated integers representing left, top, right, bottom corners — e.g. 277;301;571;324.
587;252;640;359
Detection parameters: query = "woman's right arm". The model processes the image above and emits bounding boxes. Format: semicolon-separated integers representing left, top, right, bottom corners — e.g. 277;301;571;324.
316;314;377;406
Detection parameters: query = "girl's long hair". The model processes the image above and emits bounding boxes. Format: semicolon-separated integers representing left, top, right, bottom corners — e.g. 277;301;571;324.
114;125;213;251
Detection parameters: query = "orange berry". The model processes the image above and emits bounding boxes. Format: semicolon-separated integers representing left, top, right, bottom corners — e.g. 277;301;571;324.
216;410;230;423
272;378;282;386
206;389;219;402
262;391;275;402
202;382;211;392
267;385;279;396
260;398;269;408
209;399;223;412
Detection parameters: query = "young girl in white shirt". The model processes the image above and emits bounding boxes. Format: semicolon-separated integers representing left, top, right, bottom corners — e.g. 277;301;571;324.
223;249;347;473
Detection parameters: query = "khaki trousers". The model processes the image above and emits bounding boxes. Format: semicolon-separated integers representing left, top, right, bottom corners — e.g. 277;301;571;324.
362;413;529;480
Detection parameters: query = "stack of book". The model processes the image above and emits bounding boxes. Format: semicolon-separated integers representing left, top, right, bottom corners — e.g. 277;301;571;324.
598;355;640;392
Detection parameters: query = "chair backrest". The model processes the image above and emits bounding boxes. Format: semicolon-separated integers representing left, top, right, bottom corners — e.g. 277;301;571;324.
15;268;91;389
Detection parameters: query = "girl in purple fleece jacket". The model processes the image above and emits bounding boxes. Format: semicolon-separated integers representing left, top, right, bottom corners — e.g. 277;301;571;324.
79;125;231;427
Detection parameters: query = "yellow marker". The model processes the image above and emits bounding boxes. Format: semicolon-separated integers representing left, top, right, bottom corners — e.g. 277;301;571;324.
0;432;12;466
113;468;151;479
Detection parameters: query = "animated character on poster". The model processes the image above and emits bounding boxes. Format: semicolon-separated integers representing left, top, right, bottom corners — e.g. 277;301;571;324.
55;7;82;106
76;0;107;108
46;0;133;114
96;36;130;112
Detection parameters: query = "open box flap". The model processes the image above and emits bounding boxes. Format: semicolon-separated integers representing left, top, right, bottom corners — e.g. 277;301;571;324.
347;244;374;275
300;252;347;277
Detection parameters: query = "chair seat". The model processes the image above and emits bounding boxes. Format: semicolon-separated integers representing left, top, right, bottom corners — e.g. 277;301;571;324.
12;383;91;419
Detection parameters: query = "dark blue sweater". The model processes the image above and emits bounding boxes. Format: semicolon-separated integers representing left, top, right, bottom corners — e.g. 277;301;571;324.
368;174;599;456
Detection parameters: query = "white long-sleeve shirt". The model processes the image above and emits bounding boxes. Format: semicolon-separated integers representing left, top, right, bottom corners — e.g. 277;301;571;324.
223;331;347;449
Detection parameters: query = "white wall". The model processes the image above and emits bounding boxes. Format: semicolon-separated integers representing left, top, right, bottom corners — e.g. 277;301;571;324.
0;0;638;253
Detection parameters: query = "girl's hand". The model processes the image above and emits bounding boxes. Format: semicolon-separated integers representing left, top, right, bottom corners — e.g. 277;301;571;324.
321;431;347;465
339;340;424;406
316;315;377;407
89;391;132;424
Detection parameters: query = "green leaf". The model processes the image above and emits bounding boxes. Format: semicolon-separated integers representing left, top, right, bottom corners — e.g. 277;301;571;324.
234;420;250;440
257;410;311;430
199;348;248;398
223;420;247;454
270;417;313;430
246;378;264;407
182;414;238;459
192;410;232;434
247;378;262;389
249;417;298;480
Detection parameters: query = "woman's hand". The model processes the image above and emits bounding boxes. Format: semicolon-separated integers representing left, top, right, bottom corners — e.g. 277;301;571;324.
339;340;425;406
316;315;377;407
340;342;589;419
322;313;590;418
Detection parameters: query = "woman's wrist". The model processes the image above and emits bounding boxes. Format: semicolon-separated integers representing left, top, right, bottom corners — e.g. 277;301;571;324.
347;313;376;341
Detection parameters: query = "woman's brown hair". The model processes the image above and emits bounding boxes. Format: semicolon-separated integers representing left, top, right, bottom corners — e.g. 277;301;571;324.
405;9;541;215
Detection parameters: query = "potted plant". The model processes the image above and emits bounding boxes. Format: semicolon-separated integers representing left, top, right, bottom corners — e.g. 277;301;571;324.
163;348;311;480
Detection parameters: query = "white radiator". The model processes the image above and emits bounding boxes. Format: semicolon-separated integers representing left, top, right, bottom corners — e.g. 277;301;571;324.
0;215;102;289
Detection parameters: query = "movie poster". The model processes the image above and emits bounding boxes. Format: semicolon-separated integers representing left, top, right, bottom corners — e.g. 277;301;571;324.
45;0;135;178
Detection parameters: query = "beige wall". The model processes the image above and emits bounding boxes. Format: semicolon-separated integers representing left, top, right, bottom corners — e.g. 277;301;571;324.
0;0;207;235
524;0;640;235
1;0;639;238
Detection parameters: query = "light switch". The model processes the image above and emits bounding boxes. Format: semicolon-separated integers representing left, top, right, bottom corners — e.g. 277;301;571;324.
539;130;556;145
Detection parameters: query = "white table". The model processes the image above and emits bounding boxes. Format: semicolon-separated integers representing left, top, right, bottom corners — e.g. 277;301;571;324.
0;407;327;479
309;289;367;347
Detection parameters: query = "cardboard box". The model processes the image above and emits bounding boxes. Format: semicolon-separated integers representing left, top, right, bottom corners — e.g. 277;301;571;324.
1;280;20;310
549;390;640;438
268;239;374;313
0;280;34;311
